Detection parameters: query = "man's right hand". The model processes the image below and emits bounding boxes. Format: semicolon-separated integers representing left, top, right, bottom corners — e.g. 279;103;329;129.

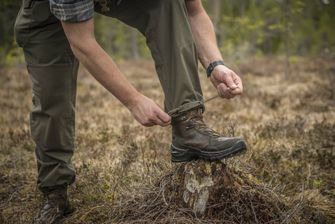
128;94;171;127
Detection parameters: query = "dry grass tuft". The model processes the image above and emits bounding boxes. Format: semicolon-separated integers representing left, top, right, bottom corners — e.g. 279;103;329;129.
1;57;334;223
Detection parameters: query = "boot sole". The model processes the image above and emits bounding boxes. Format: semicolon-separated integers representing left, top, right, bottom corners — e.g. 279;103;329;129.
171;140;247;163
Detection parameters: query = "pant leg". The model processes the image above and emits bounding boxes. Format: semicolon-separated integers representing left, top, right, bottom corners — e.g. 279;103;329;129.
14;0;78;192
95;0;205;116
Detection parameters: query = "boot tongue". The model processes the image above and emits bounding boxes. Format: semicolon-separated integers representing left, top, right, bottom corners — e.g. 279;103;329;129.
188;110;221;137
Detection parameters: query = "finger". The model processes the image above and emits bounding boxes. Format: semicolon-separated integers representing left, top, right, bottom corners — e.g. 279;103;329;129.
155;117;170;127
143;122;155;127
218;83;234;99
136;116;153;127
232;74;243;92
155;108;171;124
230;87;242;95
143;116;156;127
217;83;228;97
153;118;167;127
149;113;169;127
224;72;238;90
156;119;170;127
225;92;235;99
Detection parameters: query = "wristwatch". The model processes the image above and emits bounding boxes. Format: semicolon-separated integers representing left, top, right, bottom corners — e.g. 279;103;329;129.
206;60;225;77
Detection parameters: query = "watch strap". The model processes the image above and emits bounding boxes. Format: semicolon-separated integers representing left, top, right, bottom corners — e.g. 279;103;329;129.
206;60;225;77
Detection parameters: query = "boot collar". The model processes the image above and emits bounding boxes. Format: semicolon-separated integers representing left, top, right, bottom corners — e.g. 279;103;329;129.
172;108;203;124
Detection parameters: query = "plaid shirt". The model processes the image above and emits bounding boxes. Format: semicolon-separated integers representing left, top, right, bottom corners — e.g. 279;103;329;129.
50;0;95;22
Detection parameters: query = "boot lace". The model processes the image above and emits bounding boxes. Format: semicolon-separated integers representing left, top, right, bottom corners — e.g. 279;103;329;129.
186;113;221;137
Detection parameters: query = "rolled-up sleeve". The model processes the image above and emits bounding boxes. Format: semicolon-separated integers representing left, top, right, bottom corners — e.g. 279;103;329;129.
50;0;94;22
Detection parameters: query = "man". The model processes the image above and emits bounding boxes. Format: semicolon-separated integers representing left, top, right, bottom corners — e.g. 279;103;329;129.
14;0;246;223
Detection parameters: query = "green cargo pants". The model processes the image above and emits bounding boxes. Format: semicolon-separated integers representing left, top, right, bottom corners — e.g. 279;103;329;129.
15;0;204;192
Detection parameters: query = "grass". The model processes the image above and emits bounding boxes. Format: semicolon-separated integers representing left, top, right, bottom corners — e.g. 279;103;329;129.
0;57;334;223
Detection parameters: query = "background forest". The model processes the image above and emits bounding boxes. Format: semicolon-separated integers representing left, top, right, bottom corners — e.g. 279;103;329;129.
0;0;335;64
0;0;335;224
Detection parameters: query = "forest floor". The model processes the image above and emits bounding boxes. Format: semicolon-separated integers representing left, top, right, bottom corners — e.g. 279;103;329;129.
0;57;334;223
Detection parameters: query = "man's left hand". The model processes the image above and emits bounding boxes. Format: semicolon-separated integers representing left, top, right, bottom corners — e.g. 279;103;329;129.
209;65;243;99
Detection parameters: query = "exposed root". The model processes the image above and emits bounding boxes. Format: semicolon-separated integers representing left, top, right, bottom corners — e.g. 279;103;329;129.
107;162;322;224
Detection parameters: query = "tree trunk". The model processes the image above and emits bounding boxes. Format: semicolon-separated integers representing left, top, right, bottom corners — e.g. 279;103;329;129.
173;160;236;216
283;0;291;77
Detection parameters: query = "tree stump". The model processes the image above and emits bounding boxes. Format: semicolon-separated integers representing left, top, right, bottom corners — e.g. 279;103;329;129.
173;160;236;216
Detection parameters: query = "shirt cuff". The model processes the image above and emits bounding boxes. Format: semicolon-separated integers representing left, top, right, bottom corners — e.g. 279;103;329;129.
50;0;94;22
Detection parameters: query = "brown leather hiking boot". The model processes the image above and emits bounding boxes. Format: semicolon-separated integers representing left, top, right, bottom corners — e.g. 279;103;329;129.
171;109;247;162
34;186;74;224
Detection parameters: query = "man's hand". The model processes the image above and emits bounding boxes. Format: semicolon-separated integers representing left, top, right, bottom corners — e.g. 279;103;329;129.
186;0;244;96
209;65;243;99
128;94;171;127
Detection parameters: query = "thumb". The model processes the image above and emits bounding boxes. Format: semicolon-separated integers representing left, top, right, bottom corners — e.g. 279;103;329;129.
230;87;242;95
155;107;171;124
224;73;238;90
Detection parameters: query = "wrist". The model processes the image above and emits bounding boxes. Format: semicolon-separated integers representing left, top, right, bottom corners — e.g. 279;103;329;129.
206;60;225;78
124;91;142;110
212;64;227;75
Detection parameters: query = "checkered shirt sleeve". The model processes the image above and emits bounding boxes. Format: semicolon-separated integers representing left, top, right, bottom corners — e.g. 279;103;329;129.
49;0;94;22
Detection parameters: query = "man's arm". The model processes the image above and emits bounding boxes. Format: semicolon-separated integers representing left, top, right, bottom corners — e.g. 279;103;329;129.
61;19;171;126
186;0;243;99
